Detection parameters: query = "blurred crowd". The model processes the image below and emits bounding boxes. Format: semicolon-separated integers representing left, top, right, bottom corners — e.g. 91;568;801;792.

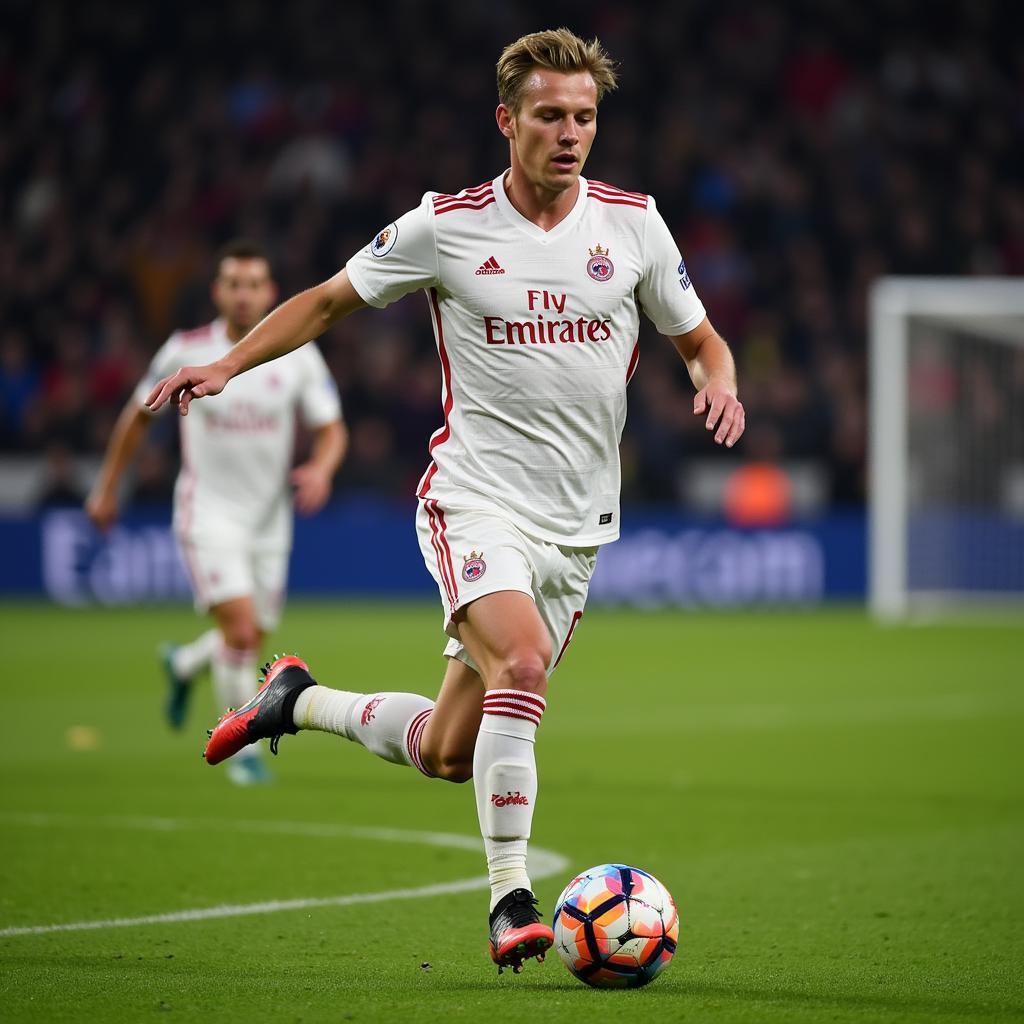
2;0;1022;510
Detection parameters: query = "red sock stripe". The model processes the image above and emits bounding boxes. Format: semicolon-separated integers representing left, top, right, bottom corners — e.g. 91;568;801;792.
217;643;256;667
405;709;434;778
483;689;546;711
483;705;542;726
482;690;546;727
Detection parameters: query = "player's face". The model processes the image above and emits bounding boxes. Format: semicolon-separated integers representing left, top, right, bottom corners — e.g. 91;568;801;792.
500;70;598;193
211;257;277;333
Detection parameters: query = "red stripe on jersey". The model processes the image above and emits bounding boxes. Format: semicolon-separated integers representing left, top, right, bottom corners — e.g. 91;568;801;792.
432;180;492;205
425;500;456;612
433;191;487;208
432;183;491;207
626;339;640;383
433;195;496;216
587;180;648;201
417;288;453;497
417;462;438;496
175;418;200;600
178;321;216;344
175;408;206;609
552;611;584;669
589;194;648;209
432;500;459;610
588;187;647;203
178;538;208;606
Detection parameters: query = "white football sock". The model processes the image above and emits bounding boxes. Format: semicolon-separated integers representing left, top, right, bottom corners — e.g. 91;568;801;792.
292;687;435;774
212;640;258;716
474;689;546;911
170;629;219;680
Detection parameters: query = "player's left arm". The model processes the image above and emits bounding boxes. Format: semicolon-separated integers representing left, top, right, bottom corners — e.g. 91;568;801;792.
291;418;348;516
669;317;745;448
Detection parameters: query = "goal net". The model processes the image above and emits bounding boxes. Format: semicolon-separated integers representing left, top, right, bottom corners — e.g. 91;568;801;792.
869;278;1024;619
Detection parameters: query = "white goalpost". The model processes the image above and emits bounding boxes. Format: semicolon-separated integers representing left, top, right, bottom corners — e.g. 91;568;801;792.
869;277;1024;619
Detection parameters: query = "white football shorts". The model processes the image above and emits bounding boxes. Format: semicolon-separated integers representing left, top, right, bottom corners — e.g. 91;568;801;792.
176;538;289;631
415;500;598;675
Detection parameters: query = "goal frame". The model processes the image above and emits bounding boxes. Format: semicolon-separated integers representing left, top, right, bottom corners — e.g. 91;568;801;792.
868;277;1024;619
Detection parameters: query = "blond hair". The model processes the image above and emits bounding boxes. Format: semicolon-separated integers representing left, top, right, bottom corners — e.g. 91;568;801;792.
497;28;618;112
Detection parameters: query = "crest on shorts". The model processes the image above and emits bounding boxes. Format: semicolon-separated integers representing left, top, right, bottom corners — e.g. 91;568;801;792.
462;550;486;583
370;223;398;257
586;244;614;282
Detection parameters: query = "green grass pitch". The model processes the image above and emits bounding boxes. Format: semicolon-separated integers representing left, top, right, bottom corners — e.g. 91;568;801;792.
1;601;1022;1023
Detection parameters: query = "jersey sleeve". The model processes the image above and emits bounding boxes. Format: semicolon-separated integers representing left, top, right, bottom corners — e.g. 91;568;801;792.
296;343;343;428
636;197;707;336
345;193;439;308
132;334;184;413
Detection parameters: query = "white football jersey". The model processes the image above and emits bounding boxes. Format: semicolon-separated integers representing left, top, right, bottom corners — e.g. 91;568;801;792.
346;172;706;546
134;319;342;549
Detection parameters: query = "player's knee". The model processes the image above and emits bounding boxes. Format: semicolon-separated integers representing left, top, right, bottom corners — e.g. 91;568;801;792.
218;620;259;652
494;652;548;695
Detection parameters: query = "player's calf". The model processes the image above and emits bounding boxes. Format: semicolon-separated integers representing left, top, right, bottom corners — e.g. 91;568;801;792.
419;746;473;783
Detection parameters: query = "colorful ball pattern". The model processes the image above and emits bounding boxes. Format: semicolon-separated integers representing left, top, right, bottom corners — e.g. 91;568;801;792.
552;863;679;988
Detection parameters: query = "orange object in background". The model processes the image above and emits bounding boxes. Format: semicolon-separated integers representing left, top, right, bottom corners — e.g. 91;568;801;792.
723;462;793;527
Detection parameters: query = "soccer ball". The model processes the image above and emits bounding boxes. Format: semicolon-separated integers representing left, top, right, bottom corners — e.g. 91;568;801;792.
552;863;678;988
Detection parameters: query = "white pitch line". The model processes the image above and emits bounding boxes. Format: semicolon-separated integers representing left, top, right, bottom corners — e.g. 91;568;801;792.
0;814;569;939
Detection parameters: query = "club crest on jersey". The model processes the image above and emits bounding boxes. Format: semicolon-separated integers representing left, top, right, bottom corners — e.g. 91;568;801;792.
678;258;692;290
370;223;398;257
462;550;486;582
587;244;614;282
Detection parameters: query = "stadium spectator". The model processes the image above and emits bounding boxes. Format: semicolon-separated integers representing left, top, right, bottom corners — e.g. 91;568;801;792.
2;0;1022;511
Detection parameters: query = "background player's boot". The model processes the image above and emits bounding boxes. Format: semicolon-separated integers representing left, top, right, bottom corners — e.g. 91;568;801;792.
226;749;274;786
159;643;191;730
488;888;553;974
204;655;315;765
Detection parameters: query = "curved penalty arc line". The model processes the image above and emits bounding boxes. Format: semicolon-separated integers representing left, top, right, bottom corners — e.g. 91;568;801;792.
0;813;570;939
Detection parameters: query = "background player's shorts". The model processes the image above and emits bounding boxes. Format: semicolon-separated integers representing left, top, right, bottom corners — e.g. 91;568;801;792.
415;501;598;675
176;538;288;631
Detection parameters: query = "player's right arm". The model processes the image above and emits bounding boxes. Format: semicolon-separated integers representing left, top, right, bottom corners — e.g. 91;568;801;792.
86;328;188;530
145;270;366;416
84;400;152;531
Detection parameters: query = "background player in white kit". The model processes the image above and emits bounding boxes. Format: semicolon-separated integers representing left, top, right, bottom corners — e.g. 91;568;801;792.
146;30;745;967
86;241;346;785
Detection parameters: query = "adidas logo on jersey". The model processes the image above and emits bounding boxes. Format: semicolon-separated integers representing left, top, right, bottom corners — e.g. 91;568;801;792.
475;256;506;276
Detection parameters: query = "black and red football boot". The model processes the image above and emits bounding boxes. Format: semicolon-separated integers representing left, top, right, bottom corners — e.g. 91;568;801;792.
488;888;553;974
204;655;315;765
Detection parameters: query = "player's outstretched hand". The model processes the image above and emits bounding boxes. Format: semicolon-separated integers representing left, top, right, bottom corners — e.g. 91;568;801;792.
145;362;230;416
694;382;745;448
290;463;332;516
